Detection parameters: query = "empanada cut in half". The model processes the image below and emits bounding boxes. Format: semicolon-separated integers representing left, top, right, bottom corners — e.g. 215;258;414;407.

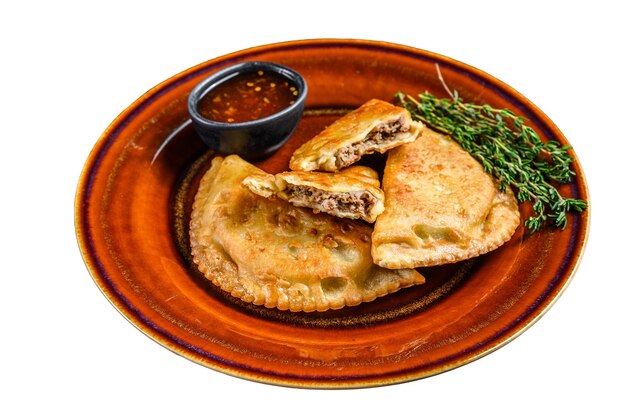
372;127;520;269
242;165;385;223
189;155;425;312
289;98;423;172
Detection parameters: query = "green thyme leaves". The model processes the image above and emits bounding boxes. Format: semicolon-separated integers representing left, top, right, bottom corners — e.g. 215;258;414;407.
396;91;587;233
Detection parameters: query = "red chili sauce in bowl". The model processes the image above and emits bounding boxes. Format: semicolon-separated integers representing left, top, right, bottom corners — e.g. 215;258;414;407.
197;70;299;123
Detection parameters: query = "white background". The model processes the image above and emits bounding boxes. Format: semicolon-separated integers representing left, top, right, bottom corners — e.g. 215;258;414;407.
1;1;623;415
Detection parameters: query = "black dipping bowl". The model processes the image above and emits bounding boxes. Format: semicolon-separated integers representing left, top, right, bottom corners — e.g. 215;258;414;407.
188;61;307;160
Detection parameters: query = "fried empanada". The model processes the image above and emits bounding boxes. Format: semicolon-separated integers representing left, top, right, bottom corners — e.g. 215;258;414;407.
372;127;520;269
289;99;423;172
190;155;425;312
242;166;385;223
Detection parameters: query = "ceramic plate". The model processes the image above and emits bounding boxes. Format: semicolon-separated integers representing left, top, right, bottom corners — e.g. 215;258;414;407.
75;39;589;388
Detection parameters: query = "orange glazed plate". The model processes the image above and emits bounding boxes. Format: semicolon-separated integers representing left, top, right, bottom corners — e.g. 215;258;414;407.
75;39;589;388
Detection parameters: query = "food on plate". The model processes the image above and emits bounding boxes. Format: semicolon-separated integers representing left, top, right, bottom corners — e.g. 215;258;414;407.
242;165;384;223
338;165;383;186
188;83;588;311
397;91;587;232
289;99;423;172
197;69;299;123
189;155;425;312
371;127;520;269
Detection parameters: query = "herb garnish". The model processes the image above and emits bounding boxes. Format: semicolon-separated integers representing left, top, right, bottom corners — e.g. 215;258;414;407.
396;83;587;233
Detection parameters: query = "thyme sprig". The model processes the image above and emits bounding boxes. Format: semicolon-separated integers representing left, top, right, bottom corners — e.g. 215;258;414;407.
396;91;587;233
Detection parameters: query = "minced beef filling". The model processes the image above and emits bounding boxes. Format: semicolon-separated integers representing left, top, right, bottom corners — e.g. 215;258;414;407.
285;185;376;216
335;120;407;168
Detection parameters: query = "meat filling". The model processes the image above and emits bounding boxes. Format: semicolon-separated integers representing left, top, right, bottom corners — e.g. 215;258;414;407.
285;185;377;218
334;120;407;168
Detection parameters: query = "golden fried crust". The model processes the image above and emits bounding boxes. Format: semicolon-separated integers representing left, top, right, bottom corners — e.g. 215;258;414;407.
289;99;423;172
339;165;381;186
372;127;520;269
243;166;385;223
190;155;424;312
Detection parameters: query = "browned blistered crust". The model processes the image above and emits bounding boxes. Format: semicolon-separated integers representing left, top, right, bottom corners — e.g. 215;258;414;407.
190;155;424;312
372;127;520;269
289;99;423;172
242;166;385;223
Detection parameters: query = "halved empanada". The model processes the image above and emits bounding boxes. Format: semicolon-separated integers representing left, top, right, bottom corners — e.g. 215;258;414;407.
242;166;385;223
372;127;520;269
289;99;423;172
190;155;425;312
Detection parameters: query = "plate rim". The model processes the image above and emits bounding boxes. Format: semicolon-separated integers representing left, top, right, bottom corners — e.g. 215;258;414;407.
74;38;590;388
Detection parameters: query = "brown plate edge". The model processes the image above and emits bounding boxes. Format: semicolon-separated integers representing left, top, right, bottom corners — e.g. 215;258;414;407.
73;38;591;389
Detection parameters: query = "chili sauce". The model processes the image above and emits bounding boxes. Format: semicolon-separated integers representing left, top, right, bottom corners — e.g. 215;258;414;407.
197;70;298;123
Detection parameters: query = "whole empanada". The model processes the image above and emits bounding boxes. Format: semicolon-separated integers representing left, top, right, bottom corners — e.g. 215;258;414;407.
190;155;425;312
372;127;520;269
242;166;385;223
289;99;423;172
